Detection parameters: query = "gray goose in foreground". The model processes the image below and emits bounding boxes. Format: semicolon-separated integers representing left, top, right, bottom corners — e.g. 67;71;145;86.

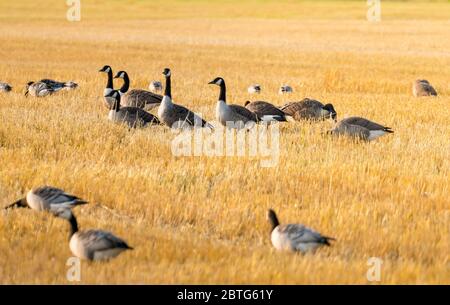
209;77;281;129
280;98;337;121
413;79;437;97
267;209;335;253
244;100;288;122
328;117;393;141
106;91;160;128
0;82;12;92
4;186;87;214
56;209;133;261
158;68;212;129
114;71;162;110
99;65;116;109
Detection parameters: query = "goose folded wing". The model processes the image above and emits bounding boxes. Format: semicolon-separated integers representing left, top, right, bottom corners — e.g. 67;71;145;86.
228;104;258;122
126;89;163;104
79;230;131;251
345;117;391;131
281;224;331;245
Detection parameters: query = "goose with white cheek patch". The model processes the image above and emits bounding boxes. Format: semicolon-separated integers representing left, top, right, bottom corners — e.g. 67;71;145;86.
98;65;117;109
158;68;212;129
267;209;335;254
413;79;437;97
114;71;162;110
328;116;393;141
106;91;160;128
244;100;288;122
4;186;88;214
280;98;337;121
56;209;133;261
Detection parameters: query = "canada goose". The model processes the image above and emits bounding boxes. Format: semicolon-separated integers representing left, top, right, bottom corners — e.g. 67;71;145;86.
267;209;335;253
25;81;55;97
40;79;78;90
114;71;162;110
209;77;279;129
99;65;118;109
248;84;261;94
280;98;337;121
0;82;12;92
158;68;212;129
413;79;437;97
244;101;288;122
328;117;393;141
279;85;293;94
149;81;163;93
56;209;133;261
106;91;160;128
4;186;87;214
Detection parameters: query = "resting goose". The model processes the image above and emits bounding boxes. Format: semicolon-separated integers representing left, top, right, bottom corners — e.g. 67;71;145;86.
25;81;55;97
114;71;162;110
267;209;335;253
40;79;78;90
280;98;337;121
158;68;211;129
413;79;437;97
4;186;87;214
56;210;133;261
248;84;261;94
0;82;12;92
328;117;393;141
279;85;293;94
149;81;163;93
99;65;116;109
244;101;288;122
106;91;160;128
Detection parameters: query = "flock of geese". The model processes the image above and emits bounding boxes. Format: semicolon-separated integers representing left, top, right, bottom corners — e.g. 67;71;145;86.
0;67;440;261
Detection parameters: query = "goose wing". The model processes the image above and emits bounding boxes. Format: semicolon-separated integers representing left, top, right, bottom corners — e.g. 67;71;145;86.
280;224;333;246
33;186;87;208
172;103;210;127
118;107;160;127
228;104;259;122
246;101;286;117
420;82;437;96
342;117;393;132
78;230;132;252
40;79;65;91
280;99;323;119
122;89;162;109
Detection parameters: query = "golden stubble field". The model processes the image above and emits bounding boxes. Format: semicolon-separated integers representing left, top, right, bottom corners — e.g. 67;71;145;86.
0;0;449;284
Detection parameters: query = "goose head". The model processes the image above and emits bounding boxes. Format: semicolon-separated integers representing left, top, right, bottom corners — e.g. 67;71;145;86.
322;103;337;121
24;81;34;97
245;101;251;106
98;65;112;73
113;71;127;79
162;68;171;78
208;77;224;86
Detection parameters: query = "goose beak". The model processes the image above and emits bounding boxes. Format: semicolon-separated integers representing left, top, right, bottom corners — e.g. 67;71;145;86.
24;90;29;97
208;80;215;85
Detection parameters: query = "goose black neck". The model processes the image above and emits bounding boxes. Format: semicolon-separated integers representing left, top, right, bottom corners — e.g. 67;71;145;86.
119;73;130;94
112;93;121;112
219;81;226;103
268;211;280;232
164;75;171;99
106;69;113;90
68;213;79;239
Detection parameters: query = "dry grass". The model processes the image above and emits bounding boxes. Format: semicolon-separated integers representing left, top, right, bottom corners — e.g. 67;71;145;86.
0;0;449;284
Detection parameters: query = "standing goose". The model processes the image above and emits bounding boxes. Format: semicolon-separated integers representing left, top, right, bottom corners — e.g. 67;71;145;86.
56;209;133;261
279;85;293;94
99;65;117;109
40;79;78;90
244;101;288;122
25;81;55;97
328;116;393;141
149;81;163;93
0;82;12;92
247;84;261;94
158;68;211;129
280;98;337;121
114;71;162;110
106;91;160;128
267;209;335;253
209;77;278;129
4;186;87;214
413;79;437;97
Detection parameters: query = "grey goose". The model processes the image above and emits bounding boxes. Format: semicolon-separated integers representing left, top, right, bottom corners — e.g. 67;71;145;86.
25;81;55;97
114;71;162;110
0;82;12;92
280;98;337;121
247;84;261;94
328;116;393;141
209;77;282;129
244;101;288;122
4;186;87;214
158;68;212;129
413;79;437;97
40;79;78;90
267;209;335;253
56;209;133;261
279;85;293;94
99;65;117;109
106;91;160;128
149;80;163;93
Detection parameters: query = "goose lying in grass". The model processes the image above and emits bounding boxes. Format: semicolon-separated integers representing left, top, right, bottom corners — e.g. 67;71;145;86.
267;209;335;253
149;81;163;93
0;82;12;92
280;98;337;121
279;85;293;94
248;84;261;94
56;209;133;261
328;117;393;141
25;79;77;97
413;79;437;97
4;186;87;215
